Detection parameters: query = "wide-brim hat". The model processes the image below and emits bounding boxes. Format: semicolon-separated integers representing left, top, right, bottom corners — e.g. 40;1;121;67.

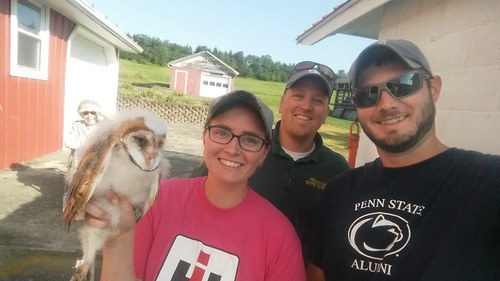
77;100;101;114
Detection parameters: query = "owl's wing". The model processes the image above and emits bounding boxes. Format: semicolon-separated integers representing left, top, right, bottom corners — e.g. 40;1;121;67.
135;172;160;222
63;136;117;230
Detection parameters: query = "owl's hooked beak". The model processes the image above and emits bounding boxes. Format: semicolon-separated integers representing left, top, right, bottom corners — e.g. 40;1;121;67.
121;140;161;172
143;150;160;170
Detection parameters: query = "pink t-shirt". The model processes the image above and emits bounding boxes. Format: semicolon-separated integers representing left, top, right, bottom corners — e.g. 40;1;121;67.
133;177;305;281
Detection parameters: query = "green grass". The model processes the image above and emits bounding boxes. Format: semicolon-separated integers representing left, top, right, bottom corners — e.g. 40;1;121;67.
322;117;351;157
118;59;211;105
118;59;353;158
235;78;285;109
119;59;171;84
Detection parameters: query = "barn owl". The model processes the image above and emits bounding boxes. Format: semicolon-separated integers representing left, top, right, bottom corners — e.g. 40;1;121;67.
63;108;170;281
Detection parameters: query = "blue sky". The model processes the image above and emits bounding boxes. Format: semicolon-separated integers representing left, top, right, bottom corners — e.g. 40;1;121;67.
89;0;375;73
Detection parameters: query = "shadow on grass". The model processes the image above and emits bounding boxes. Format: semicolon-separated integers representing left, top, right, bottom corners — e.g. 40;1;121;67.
320;130;350;157
133;82;170;88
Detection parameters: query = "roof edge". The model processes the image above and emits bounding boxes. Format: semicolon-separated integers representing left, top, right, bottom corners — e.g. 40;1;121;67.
296;0;388;45
65;0;143;53
169;51;239;76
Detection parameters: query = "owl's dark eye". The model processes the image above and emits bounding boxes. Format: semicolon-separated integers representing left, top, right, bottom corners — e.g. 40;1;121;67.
134;135;147;147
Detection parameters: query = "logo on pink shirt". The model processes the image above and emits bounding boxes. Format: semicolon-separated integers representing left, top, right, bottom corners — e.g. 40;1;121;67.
157;235;239;280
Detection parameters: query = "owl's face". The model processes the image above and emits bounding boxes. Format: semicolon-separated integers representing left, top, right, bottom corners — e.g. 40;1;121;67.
123;129;166;171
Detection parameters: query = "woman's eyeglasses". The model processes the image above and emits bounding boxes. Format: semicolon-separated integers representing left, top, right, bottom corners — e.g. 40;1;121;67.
291;61;336;82
206;125;268;152
352;70;431;108
81;111;96;116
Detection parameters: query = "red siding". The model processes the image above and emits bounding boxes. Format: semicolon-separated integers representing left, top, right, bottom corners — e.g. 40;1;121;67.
187;69;202;96
171;66;202;96
0;1;76;170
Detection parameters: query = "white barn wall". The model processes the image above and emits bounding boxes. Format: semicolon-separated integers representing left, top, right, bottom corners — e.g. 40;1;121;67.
63;26;119;148
356;0;500;166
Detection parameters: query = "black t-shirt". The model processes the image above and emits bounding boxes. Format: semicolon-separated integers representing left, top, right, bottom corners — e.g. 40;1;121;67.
312;148;500;281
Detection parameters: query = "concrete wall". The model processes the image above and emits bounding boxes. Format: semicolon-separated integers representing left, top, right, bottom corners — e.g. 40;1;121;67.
117;96;208;124
356;0;500;166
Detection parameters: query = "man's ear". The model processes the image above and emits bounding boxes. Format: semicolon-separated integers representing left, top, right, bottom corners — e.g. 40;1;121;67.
322;104;329;124
278;95;285;115
430;75;442;103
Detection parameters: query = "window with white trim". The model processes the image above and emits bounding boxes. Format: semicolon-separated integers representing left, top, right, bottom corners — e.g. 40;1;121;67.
10;0;50;80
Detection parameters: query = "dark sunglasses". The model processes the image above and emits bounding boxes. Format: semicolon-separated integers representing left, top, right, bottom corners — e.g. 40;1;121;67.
291;61;336;82
352;70;431;108
81;111;96;116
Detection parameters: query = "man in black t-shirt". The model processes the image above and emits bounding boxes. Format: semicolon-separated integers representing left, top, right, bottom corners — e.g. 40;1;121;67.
308;39;500;281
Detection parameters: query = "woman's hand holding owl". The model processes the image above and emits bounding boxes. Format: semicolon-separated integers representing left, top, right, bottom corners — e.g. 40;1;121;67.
84;191;139;281
84;192;137;243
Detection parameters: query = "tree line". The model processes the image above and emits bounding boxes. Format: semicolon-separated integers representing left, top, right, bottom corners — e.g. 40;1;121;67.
120;34;346;83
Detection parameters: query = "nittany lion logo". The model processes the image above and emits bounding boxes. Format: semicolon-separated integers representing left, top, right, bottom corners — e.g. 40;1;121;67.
348;212;411;260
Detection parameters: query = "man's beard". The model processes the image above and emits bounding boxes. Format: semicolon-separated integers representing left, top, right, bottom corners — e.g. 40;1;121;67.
362;96;436;153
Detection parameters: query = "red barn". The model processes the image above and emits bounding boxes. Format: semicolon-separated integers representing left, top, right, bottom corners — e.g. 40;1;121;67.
169;51;239;98
0;0;142;170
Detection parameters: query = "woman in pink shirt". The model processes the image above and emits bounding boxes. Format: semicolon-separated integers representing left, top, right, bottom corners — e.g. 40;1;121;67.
84;91;306;281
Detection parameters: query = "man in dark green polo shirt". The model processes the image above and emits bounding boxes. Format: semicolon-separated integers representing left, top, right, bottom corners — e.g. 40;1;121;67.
249;61;350;265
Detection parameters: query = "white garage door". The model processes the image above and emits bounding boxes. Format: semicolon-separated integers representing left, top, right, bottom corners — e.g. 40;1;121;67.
63;27;119;147
200;73;231;98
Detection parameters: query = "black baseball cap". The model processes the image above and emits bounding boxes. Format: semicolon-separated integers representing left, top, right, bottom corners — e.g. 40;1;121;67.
286;61;336;98
206;90;274;141
350;39;433;88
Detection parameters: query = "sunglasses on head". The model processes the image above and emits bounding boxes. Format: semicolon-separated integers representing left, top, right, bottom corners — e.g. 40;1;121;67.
81;111;96;116
291;61;336;82
352;70;431;108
